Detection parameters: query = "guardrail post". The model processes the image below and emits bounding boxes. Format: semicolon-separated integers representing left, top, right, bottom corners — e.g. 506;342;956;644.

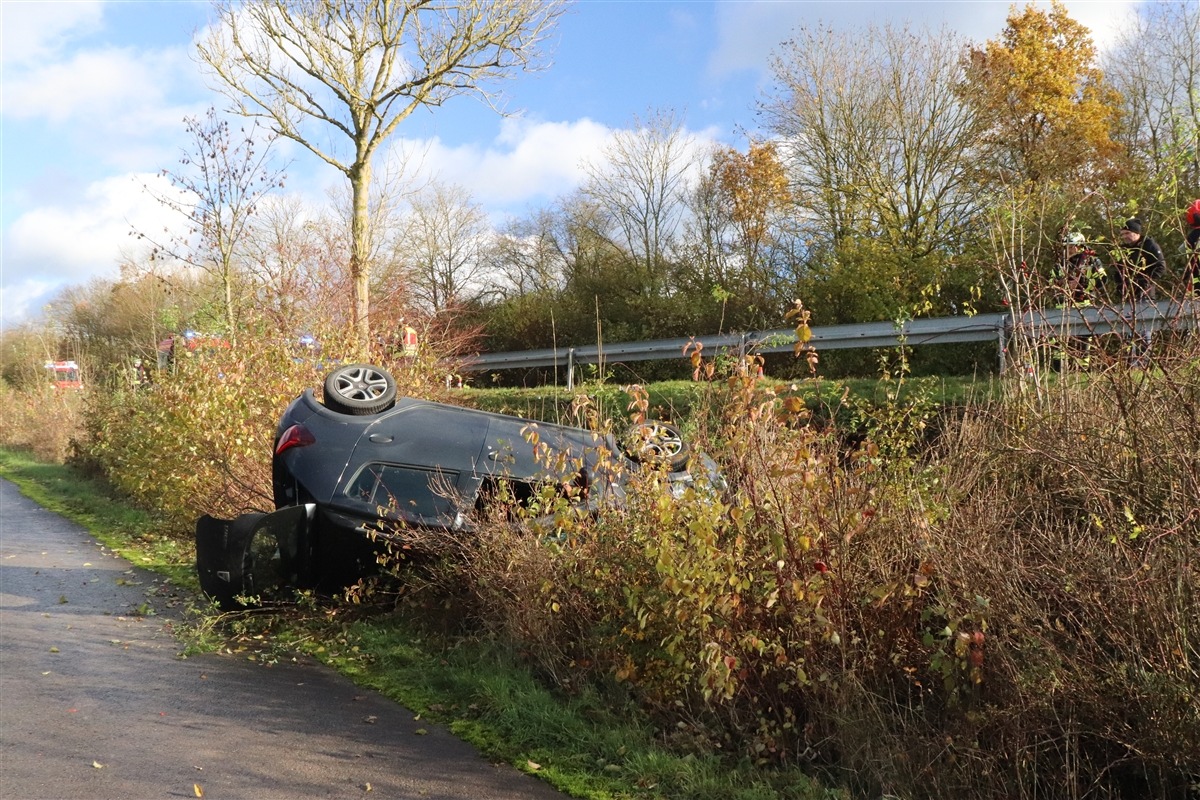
998;316;1010;373
567;348;575;392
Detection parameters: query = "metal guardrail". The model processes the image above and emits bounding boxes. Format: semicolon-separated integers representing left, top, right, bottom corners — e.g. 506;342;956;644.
461;299;1200;380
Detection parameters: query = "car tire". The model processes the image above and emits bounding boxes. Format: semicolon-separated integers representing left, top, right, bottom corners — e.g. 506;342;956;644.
323;364;398;415
622;420;691;471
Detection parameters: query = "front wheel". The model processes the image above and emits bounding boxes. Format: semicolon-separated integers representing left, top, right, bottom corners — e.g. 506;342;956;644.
323;364;397;415
622;421;691;471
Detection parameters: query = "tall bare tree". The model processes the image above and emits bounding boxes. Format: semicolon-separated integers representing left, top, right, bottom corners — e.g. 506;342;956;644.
761;22;981;255
196;0;564;353
1105;1;1200;206
580;109;698;296
393;181;491;313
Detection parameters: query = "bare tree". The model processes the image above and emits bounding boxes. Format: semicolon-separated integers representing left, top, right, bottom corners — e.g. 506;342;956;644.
242;195;321;329
1105;1;1200;201
580;109;698;296
137;108;284;344
761;23;981;255
196;0;564;353
392;181;491;313
490;207;570;298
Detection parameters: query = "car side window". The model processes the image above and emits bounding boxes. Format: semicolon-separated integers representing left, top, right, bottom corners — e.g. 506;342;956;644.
345;463;459;521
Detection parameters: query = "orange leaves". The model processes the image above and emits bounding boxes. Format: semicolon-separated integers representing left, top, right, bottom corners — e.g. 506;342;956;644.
712;141;792;240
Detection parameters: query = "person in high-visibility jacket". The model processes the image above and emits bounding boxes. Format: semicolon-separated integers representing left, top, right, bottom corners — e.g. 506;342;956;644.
1054;231;1107;307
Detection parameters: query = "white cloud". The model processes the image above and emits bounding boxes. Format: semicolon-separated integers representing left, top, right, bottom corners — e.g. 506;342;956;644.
0;0;104;67
375;114;726;222
4;172;188;290
0;277;57;329
3;46;186;123
385;117;617;209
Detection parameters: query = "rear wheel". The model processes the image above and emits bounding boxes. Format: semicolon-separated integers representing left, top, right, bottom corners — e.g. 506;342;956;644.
622;421;690;471
323;364;397;415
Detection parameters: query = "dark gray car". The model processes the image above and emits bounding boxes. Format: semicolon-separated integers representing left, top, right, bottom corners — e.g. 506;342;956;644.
196;364;716;607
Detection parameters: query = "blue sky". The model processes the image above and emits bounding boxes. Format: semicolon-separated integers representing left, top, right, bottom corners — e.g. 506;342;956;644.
0;0;1136;327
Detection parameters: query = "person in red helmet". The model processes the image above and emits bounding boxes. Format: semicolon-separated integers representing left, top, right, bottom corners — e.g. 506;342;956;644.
1184;199;1200;296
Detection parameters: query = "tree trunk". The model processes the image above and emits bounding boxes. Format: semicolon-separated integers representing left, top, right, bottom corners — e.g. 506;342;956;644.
350;160;373;356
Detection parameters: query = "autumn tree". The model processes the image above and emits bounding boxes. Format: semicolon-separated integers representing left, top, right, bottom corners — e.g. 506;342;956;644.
675;143;795;332
712;141;792;298
197;0;564;354
137;108;284;345
960;0;1125;188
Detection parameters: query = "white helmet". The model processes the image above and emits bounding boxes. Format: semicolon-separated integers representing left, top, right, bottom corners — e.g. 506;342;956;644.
1062;231;1086;246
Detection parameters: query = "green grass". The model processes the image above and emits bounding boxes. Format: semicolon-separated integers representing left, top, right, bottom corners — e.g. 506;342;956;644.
0;445;842;800
464;374;994;431
314;617;843;800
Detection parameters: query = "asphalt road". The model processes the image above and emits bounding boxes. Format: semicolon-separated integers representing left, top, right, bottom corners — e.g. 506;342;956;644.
0;478;568;799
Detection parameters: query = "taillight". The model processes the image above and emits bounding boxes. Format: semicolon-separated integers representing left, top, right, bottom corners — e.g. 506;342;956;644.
275;424;315;456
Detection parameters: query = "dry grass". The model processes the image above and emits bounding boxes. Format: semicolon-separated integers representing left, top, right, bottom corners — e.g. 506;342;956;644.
0;383;84;463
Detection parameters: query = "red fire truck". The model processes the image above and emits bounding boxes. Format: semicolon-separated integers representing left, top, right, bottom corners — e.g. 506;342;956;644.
44;360;82;390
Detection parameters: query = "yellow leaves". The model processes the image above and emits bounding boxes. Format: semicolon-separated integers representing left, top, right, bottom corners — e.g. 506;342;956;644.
194;783;205;797
962;0;1121;181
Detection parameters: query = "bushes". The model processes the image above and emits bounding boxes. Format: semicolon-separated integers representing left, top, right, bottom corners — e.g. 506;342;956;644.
0;383;84;463
923;346;1200;798
410;343;1200;798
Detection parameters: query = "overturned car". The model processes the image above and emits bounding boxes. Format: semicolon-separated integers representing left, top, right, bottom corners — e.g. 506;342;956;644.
196;364;718;607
